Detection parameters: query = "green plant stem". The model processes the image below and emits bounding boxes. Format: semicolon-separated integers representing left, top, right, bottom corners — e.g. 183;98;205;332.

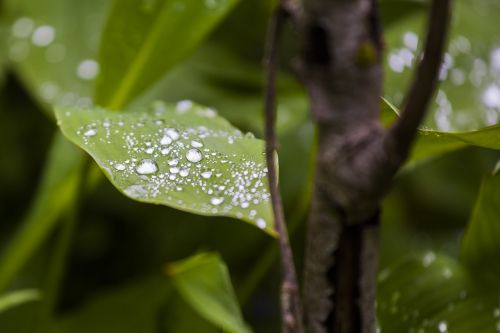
239;131;317;305
35;158;90;333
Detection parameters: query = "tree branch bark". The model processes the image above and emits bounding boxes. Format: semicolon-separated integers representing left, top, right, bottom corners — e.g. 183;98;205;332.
298;0;452;332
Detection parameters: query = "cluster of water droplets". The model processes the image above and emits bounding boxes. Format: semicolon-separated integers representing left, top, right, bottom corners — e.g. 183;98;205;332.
8;16;99;108
387;26;500;131
67;100;271;230
377;251;500;333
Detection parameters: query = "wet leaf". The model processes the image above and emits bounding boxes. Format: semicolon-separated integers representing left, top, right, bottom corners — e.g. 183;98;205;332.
0;289;40;314
384;0;500;132
95;0;239;109
378;253;500;333
55;101;274;234
166;252;252;333
461;167;500;280
3;0;109;113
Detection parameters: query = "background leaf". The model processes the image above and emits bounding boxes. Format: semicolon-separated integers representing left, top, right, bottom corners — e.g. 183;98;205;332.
95;0;240;109
0;289;40;314
55;101;274;234
378;253;500;333
461;166;500;280
167;252;252;333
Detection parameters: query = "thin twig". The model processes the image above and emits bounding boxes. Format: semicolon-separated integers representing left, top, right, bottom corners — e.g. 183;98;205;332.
387;0;452;160
263;5;305;333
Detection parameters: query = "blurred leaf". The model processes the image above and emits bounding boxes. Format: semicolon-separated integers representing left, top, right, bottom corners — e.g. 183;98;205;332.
0;132;84;293
378;253;500;332
55;101;274;234
382;99;500;169
0;289;40;314
96;0;239;109
461;167;500;280
384;0;500;132
167;252;251;333
3;0;109;113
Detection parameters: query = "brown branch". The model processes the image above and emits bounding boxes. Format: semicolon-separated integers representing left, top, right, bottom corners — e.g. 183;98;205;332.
387;0;452;161
263;5;305;333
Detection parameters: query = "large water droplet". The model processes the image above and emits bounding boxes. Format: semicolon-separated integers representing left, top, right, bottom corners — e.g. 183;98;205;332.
438;321;448;333
186;149;203;163
191;140;203;148
135;159;158;175
176;100;193;113
160;134;172;145
165;128;180;140
77;59;100;80
210;197;224;205
12;17;35;38
256;218;267;229
201;171;212;179
84;128;97;137
114;163;126;171
32;25;55;47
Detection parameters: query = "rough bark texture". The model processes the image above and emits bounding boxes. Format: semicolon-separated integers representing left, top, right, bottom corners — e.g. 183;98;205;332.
298;0;387;330
296;0;452;331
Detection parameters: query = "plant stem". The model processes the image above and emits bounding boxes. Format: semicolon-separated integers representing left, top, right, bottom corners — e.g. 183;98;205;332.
263;4;305;333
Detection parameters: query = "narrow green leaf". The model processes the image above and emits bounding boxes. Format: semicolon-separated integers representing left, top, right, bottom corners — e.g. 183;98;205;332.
0;289;41;314
55;101;274;234
166;253;252;333
461;166;500;279
382;99;500;168
96;0;239;109
378;253;500;333
0;133;84;293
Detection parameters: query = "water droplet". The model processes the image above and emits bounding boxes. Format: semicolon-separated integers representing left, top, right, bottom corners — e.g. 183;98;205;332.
77;59;100;80
160;134;172;145
135;159;158;175
176;100;193;113
256;218;266;229
244;132;255;139
168;158;179;166
438;320;447;332
32;25;55;47
12;17;35;38
165;128;180;140
84;128;97;137
494;307;500;317
210;197;224;205
191;140;203;148
186;149;203;163
403;31;418;51
201;171;212;179
170;167;179;174
114;163;125;171
422;252;435;267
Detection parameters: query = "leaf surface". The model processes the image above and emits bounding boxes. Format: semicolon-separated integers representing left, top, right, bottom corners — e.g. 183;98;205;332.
55;101;274;234
167;253;252;333
96;0;239;108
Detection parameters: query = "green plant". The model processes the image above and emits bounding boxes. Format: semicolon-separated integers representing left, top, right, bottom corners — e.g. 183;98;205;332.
0;0;499;332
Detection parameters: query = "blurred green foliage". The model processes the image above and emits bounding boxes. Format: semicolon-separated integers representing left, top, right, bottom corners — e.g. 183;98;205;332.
0;0;499;332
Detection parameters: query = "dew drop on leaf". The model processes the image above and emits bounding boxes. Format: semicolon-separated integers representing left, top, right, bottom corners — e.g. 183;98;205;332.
186;149;203;163
135;159;158;175
210;197;224;206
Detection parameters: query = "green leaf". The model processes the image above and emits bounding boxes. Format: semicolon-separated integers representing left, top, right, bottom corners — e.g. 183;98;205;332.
166;252;252;333
55;101;274;235
382;99;500;169
3;0;109;113
461;166;500;280
384;0;500;132
0;289;41;314
95;0;239;109
378;253;500;333
0;132;84;293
